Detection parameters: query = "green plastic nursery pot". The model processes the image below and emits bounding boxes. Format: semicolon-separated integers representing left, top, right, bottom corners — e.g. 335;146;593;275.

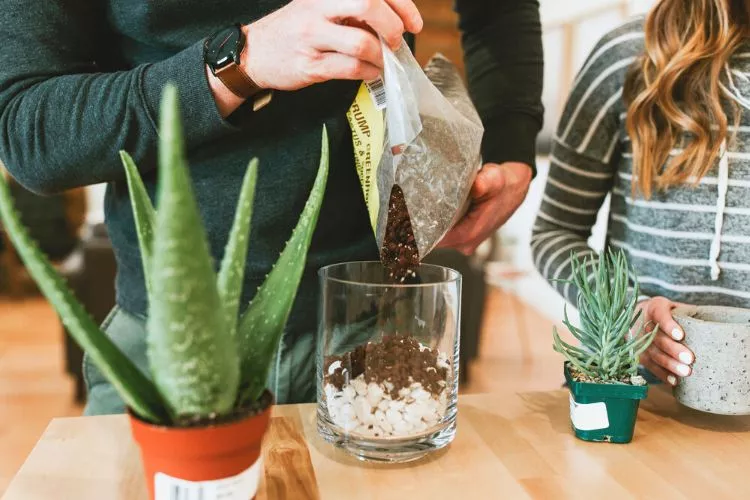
564;364;648;443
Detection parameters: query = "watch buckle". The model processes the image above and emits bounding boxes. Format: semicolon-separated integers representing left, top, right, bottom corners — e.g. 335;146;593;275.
253;91;273;112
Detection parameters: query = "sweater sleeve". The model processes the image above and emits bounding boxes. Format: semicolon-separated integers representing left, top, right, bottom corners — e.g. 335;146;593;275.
455;0;544;175
0;0;237;195
530;25;639;305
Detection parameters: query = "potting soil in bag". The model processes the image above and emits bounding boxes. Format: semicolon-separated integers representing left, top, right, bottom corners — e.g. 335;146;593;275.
346;41;484;282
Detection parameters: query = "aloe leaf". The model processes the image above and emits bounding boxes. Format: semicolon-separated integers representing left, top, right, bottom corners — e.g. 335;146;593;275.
120;151;156;298
237;126;329;404
0;174;168;424
146;84;239;418
217;159;258;338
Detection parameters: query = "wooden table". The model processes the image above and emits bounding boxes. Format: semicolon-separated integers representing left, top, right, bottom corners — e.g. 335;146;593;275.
4;390;750;499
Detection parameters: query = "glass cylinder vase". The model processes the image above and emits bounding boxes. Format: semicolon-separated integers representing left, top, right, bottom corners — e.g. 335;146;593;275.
317;261;461;463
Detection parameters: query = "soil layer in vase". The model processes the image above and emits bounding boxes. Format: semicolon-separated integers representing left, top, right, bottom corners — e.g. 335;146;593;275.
323;335;450;439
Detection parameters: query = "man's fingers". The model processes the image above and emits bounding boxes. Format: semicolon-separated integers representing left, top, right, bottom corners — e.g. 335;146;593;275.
438;209;485;250
646;344;692;378
312;53;381;82
315;24;383;68
384;0;423;33
470;164;506;200
331;0;406;50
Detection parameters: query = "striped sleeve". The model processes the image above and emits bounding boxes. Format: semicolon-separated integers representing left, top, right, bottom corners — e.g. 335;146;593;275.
531;19;644;305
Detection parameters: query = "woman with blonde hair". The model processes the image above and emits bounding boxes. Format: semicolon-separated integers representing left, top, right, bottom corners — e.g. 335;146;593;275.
533;0;750;387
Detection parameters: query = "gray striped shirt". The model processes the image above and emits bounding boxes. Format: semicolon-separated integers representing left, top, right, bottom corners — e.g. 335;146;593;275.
532;18;750;307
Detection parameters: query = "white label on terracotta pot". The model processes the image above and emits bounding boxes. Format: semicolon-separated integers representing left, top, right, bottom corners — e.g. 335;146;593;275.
569;393;609;431
154;458;262;500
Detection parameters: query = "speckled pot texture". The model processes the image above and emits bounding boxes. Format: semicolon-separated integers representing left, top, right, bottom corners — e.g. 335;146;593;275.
672;306;750;415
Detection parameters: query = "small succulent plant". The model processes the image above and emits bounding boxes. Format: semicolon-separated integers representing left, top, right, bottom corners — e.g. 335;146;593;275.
553;249;656;383
0;84;329;425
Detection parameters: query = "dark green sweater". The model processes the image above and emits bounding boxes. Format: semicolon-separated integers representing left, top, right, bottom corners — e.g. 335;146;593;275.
0;1;543;321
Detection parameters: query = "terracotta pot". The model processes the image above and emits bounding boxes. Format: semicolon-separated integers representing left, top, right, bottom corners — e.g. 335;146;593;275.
129;391;273;500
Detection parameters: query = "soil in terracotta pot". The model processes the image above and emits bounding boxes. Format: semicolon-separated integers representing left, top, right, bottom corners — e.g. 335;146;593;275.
173;389;273;428
323;335;450;438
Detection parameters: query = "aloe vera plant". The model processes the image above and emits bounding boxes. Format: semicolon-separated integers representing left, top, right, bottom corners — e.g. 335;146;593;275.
0;84;329;424
553;249;656;383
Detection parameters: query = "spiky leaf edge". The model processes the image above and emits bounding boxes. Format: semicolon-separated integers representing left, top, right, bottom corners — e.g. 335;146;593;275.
236;126;329;404
217;159;258;338
146;84;239;417
120;151;156;298
0;173;169;423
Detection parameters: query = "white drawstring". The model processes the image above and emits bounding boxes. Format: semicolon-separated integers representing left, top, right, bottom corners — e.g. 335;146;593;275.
709;139;729;280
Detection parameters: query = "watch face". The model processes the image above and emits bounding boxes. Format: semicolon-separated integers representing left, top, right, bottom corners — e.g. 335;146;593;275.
206;25;244;70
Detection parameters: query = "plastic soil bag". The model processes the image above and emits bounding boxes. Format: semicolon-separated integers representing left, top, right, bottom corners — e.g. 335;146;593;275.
346;41;484;282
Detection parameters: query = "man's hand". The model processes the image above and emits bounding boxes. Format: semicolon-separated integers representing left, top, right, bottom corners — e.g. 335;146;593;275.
209;0;422;116
438;162;532;255
244;0;422;90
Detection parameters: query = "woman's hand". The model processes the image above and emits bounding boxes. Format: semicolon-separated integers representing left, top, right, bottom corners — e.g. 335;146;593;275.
638;297;695;386
243;0;423;91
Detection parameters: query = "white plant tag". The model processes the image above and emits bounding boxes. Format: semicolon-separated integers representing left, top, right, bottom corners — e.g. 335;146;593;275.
569;393;609;431
365;77;387;110
154;458;262;500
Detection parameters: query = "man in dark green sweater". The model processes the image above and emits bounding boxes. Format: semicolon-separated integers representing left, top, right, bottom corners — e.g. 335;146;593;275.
0;0;543;413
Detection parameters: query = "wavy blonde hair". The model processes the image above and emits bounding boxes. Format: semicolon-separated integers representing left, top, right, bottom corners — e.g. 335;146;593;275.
624;0;750;198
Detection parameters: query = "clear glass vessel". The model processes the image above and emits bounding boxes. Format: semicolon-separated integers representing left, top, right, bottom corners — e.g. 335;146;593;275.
317;261;461;463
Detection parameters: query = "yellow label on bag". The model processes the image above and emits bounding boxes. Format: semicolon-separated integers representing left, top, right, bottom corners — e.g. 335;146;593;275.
346;81;385;232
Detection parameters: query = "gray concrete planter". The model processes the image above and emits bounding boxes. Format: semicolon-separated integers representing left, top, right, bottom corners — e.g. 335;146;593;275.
672;306;750;415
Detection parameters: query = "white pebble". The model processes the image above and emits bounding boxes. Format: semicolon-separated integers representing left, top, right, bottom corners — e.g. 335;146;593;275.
414;420;428;432
411;387;430;401
354;396;374;425
437;353;450;370
355;425;375;437
398;387;410;398
437;399;447;416
389;400;405;412
393;419;412;435
342;419;358;432
366;382;384;407
342;385;356;401
377;398;390;412
386;408;403;425
384;381;394;392
327;399;342;416
327;360;342;375
403;402;425;424
378;417;393;434
352;377;368;396
424;409;439;425
340;402;355;421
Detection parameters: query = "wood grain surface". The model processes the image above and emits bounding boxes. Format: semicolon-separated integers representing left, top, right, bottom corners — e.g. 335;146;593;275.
4;389;750;500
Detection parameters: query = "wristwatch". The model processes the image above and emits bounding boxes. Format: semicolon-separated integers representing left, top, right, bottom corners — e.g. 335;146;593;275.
204;24;273;111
